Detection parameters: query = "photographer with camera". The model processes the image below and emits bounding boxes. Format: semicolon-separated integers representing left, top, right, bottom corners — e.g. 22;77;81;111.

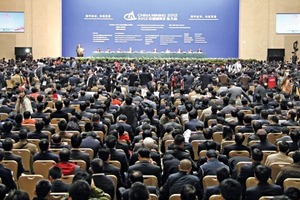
15;89;33;115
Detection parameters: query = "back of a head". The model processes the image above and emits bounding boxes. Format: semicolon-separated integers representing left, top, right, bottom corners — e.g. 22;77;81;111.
106;135;117;148
143;137;154;149
98;148;110;162
180;184;197;200
48;166;62;180
234;133;245;145
2;138;14;151
35;179;51;199
23;111;31;119
129;182;149;200
174;134;185;146
71;134;82;148
15;113;23;124
19;129;28;140
39;139;49;152
292;150;300;163
179;159;192;172
138;147;151;159
278;141;290;153
58;119;68;131
257;129;267;141
254;165;271;183
251;148;263;162
43;115;51;125
59;148;71;162
217;167;230;183
90;158;104;174
69;180;91;200
5;190;30;200
129;170;144;184
0;184;8;200
35;121;45;132
206;149;218;159
220;178;242;200
284;187;300;200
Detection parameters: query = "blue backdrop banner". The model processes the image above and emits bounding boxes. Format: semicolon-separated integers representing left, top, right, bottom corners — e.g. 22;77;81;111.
62;0;239;58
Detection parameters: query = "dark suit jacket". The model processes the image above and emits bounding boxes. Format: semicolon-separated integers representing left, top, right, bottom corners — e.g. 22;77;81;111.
161;171;202;200
0;105;13;114
92;174;115;200
50;110;69;122
80;136;101;158
61;107;76;115
166;146;197;170
110;122;133;140
203;185;220;200
70;149;90;171
28;131;48;140
0;164;17;190
109;148;128;175
185;119;204;131
237;161;260;189
1;132;19;143
122;185;157;200
33;151;59;163
128;161;161;186
245;182;282;200
31;112;48;119
103;162;123;187
129;151;161;167
251;141;277;151
4;151;24;178
222;143;251;158
51;179;69;193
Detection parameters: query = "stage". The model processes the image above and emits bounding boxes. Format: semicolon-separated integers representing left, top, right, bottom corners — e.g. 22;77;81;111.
91;52;206;59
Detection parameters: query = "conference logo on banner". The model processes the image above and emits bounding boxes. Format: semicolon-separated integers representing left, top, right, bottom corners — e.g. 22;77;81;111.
62;0;239;58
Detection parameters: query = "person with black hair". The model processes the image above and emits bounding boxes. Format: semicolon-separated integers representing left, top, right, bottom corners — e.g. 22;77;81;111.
50;101;69;121
5;190;30;200
58;119;73;140
33;179;51;200
2;138;24;178
265;115;282;133
0;98;13;114
129;182;150;200
31;103;48;119
222;132;251;158
265;141;293;167
109;114;134;141
61;98;76;115
22;111;37;124
180;184;197;200
70;171;108;200
12;113;30;132
33;139;59;163
105;134;128;176
42;115;56;135
237;115;254;133
118;95;138;133
16;89;33;114
245;165;282;200
55;148;80;176
128;147;161;186
282;109;299;126
276;150;300;187
80;123;101;158
203;167;230;200
0;184;9;200
48;166;70;193
219;178;243;200
89;158;115;199
284;187;300;200
251;129;277;151
0;149;17;190
236;148;262;189
1;121;19;142
28;121;49;140
13;128;38;155
70;134;90;171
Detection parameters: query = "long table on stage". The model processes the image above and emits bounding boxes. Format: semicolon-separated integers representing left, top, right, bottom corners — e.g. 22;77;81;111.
91;52;206;59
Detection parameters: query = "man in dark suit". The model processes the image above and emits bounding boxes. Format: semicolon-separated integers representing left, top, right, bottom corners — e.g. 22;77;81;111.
70;134;90;171
86;69;96;89
1;121;19;143
264;115;282;133
2;138;24;178
98;148;123;187
203;105;218;128
0;148;17;190
28;121;49;140
31;103;48;119
33;139;59;163
128;147;161;186
78;102;93;120
184;109;204;131
90;158;115;199
68;72;80;87
109;114;133;140
61;99;76;115
222;133;251;158
236;148;263;190
121;170;158;200
139;66;152;86
203;167;230;200
0;98;13;114
160;159;202;200
118;96;138;133
251;129;277;151
80;126;101;158
200;67;212;90
106;134;128;178
237;115;254;133
48;166;70;193
50;101;69;121
245;165;282;200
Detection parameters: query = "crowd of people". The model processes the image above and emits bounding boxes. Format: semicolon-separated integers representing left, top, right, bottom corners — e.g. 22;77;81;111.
0;56;299;200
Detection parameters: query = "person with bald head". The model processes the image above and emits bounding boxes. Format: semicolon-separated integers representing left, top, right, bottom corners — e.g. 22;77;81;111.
160;159;202;200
